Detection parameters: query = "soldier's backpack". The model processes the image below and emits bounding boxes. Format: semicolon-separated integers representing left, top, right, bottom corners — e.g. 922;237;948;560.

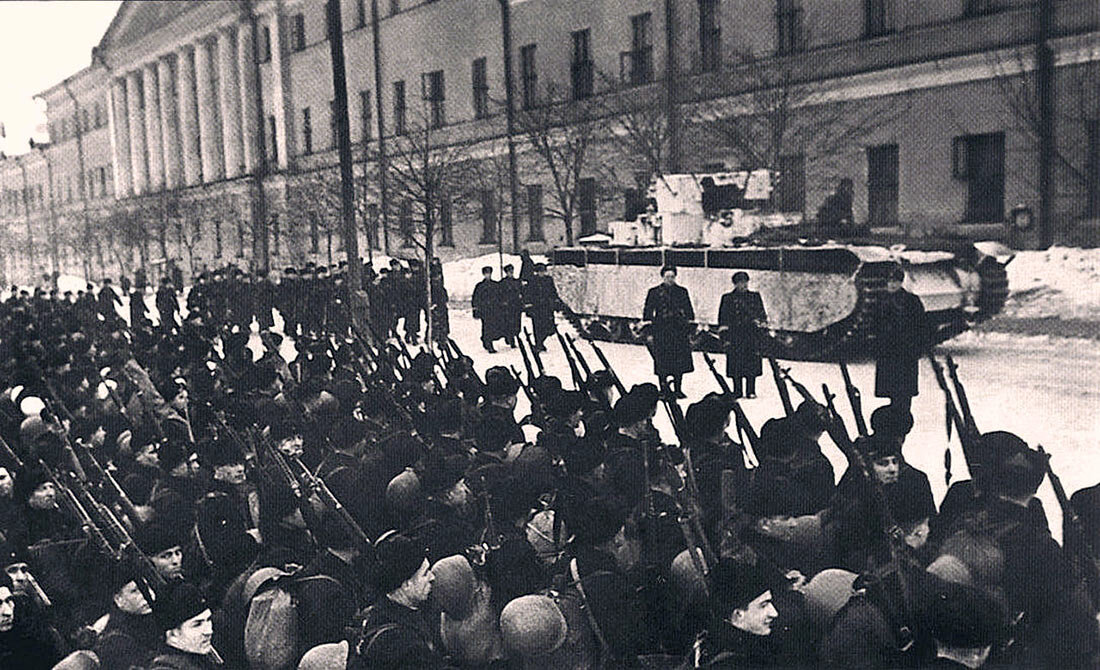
242;568;344;670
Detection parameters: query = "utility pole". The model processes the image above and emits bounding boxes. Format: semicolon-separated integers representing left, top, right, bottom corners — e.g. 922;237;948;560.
498;0;521;253
17;158;35;284
39;147;60;285
370;0;390;255
244;1;271;274
326;0;367;321
1036;0;1054;248
664;0;681;172
61;80;93;281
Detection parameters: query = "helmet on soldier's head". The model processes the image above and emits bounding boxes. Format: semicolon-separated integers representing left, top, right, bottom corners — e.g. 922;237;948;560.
429;555;476;619
526;510;566;565
500;595;567;658
669;548;709;604
384;468;423;517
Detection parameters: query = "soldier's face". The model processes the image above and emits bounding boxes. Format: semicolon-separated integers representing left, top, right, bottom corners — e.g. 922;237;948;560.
887;279;902;293
729;591;778;636
167;608;214;655
4;563;31;594
113;580;153;615
135;444;159;468
277;436;304;459
662;271;676;285
152;546;184;580
402;558;434;605
0;468;12;498
0;587;14;632
27;482;57;510
214;463;247;486
871;455;900;485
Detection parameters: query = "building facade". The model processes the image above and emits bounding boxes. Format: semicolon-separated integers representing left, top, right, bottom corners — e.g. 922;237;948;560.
0;0;1097;286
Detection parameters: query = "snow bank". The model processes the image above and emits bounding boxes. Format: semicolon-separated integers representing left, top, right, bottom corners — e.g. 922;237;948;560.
1003;246;1100;320
442;252;547;302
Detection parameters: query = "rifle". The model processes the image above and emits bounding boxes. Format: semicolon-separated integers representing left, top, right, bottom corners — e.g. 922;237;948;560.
70;438;143;529
0;435;24;470
1039;445;1100;609
38;458;118;562
563;333;594;383
555;328;585;391
510;365;537;408
768;358;795;416
522;326;545;376
447;337;486;387
290;455;373;551
927;353;981;489
701;352;760;466
516;329;537;384
945;355;978;436
656;378;718;572
587;340;628;398
839;361;869;438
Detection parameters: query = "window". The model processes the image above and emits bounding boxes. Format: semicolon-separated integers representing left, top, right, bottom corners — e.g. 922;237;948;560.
301;107;313;154
526;184;544;241
776;0;803;54
399;199;413;247
571;29;593;100
423;70;445;129
439;196;453;246
776;154;805;213
472;57;489;119
963;0;998;17
867;144;899;226
479;189;496;243
268;115;278;164
623;13;653;85
215;220;223;258
393;80;406;135
260;25;272;62
865;0;894;37
952;132;1005;222
292;13;306;51
359;90;372;142
699;0;722;72
1088;120;1100;217
520;44;537;110
579;177;597;235
357;0;367;27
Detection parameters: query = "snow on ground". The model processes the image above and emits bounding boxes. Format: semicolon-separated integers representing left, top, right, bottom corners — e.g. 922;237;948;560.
444;308;1100;545
1002;246;1100;320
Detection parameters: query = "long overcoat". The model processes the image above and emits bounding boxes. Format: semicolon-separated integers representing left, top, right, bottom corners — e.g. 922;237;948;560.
643;282;695;376
873;289;926;399
718;289;767;378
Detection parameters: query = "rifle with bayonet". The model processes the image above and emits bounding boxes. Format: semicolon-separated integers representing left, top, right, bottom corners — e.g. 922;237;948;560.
768;358;795;416
701;352;760;466
563;332;594;383
554;328;585;391
945;355;978;437
516;329;537;384
1039;445;1100;610
523;326;545;376
289;454;372;551
927;352;981;489
839;361;869;438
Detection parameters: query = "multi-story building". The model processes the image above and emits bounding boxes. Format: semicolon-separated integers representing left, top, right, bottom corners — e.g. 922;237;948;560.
0;0;1096;286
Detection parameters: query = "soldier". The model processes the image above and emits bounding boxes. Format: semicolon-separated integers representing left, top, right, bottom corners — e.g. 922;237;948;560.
471;266;499;352
97;277;123;327
149;581;220;670
643;265;695;399
525;263;563;353
718;271;768;398
156;278;178;331
874;267;926;410
93;563;160;670
429;260;449;343
498;264;523;348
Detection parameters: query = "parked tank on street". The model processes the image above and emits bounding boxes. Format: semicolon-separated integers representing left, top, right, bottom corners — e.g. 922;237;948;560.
550;172;1011;361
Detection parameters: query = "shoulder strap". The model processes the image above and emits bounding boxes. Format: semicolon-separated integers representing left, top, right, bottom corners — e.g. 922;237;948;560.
356;621;402;658
570;558;611;653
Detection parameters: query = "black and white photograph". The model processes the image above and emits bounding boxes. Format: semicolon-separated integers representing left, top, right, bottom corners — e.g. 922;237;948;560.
0;0;1097;667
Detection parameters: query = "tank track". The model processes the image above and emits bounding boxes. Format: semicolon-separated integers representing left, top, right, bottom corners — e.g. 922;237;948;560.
564;258;1009;363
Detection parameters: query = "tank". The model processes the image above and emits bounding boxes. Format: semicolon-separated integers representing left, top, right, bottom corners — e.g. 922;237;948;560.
550;172;1010;361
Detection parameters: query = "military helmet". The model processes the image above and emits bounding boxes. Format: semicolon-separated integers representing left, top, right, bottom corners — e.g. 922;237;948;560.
499;594;568;658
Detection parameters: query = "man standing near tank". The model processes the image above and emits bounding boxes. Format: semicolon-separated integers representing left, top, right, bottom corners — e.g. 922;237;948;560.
643;265;695;399
718;271;768;398
874;266;926;410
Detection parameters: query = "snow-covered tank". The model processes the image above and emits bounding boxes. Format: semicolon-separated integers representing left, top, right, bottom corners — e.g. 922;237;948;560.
551;172;1010;360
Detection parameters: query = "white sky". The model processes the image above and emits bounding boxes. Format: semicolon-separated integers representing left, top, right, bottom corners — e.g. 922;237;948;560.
0;1;122;156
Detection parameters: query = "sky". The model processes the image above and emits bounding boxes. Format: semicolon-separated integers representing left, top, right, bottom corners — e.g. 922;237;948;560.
0;1;122;156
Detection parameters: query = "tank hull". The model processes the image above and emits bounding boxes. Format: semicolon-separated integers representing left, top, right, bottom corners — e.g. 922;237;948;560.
550;243;1008;361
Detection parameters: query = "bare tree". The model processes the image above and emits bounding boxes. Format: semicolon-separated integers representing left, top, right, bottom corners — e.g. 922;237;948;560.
374;112;476;340
593;72;672;183
515;82;609;245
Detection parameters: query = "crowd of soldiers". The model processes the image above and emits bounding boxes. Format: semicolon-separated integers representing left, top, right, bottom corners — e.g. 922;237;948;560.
0;255;1097;670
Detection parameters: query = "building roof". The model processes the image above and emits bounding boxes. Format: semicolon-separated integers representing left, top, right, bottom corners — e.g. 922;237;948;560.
96;0;203;54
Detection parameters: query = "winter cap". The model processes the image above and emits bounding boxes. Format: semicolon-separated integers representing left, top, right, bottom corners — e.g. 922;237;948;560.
135;521;183;556
709;559;783;614
374;532;428;594
153;580;208;632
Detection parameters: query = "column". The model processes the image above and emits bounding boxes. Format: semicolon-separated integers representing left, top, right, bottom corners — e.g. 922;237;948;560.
268;12;294;169
194;38;226;182
108;78;133;197
176;46;202;186
158;56;182;189
143;64;165;191
125;70;149;194
218;28;244;179
237;21;262;173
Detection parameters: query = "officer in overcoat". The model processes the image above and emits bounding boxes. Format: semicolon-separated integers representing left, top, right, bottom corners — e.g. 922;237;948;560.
642;265;694;398
718;271;768;398
873;267;926;409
